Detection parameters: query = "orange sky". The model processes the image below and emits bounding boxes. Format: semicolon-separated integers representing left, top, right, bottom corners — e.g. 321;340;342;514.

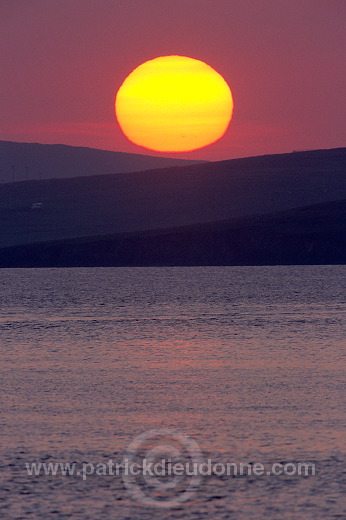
0;0;345;161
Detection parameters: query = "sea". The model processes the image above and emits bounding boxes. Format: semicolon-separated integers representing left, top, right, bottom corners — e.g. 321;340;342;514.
0;266;345;519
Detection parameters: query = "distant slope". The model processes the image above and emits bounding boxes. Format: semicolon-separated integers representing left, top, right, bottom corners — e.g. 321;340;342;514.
0;141;203;182
0;200;344;266
0;147;344;249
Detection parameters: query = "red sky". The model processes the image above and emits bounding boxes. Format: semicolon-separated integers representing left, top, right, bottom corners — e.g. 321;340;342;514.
1;0;345;161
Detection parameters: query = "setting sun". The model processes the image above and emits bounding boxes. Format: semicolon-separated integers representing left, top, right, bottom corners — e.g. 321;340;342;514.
115;55;234;153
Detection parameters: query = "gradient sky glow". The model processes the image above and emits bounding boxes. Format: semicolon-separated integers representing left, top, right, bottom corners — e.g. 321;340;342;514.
1;0;345;161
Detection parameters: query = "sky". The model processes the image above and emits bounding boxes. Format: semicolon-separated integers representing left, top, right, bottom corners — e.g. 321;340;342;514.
1;0;345;161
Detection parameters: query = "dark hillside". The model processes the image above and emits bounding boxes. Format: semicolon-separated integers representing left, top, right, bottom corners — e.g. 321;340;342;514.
0;147;345;249
0;200;344;267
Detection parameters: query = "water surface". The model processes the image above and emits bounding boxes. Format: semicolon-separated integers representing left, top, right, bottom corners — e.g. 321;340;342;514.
1;266;345;519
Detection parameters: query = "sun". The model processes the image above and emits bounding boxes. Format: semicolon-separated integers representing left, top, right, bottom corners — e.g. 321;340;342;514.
115;55;234;153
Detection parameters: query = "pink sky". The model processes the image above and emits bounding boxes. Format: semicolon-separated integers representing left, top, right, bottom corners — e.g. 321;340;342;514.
1;0;345;161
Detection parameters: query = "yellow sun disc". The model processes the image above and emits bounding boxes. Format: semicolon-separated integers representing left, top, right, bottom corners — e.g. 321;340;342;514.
115;55;234;153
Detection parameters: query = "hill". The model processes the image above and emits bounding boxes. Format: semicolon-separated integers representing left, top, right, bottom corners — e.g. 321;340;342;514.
0;140;203;182
0;200;344;266
0;147;345;251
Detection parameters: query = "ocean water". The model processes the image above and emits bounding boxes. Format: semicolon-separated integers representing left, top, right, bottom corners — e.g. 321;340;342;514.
0;266;345;519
